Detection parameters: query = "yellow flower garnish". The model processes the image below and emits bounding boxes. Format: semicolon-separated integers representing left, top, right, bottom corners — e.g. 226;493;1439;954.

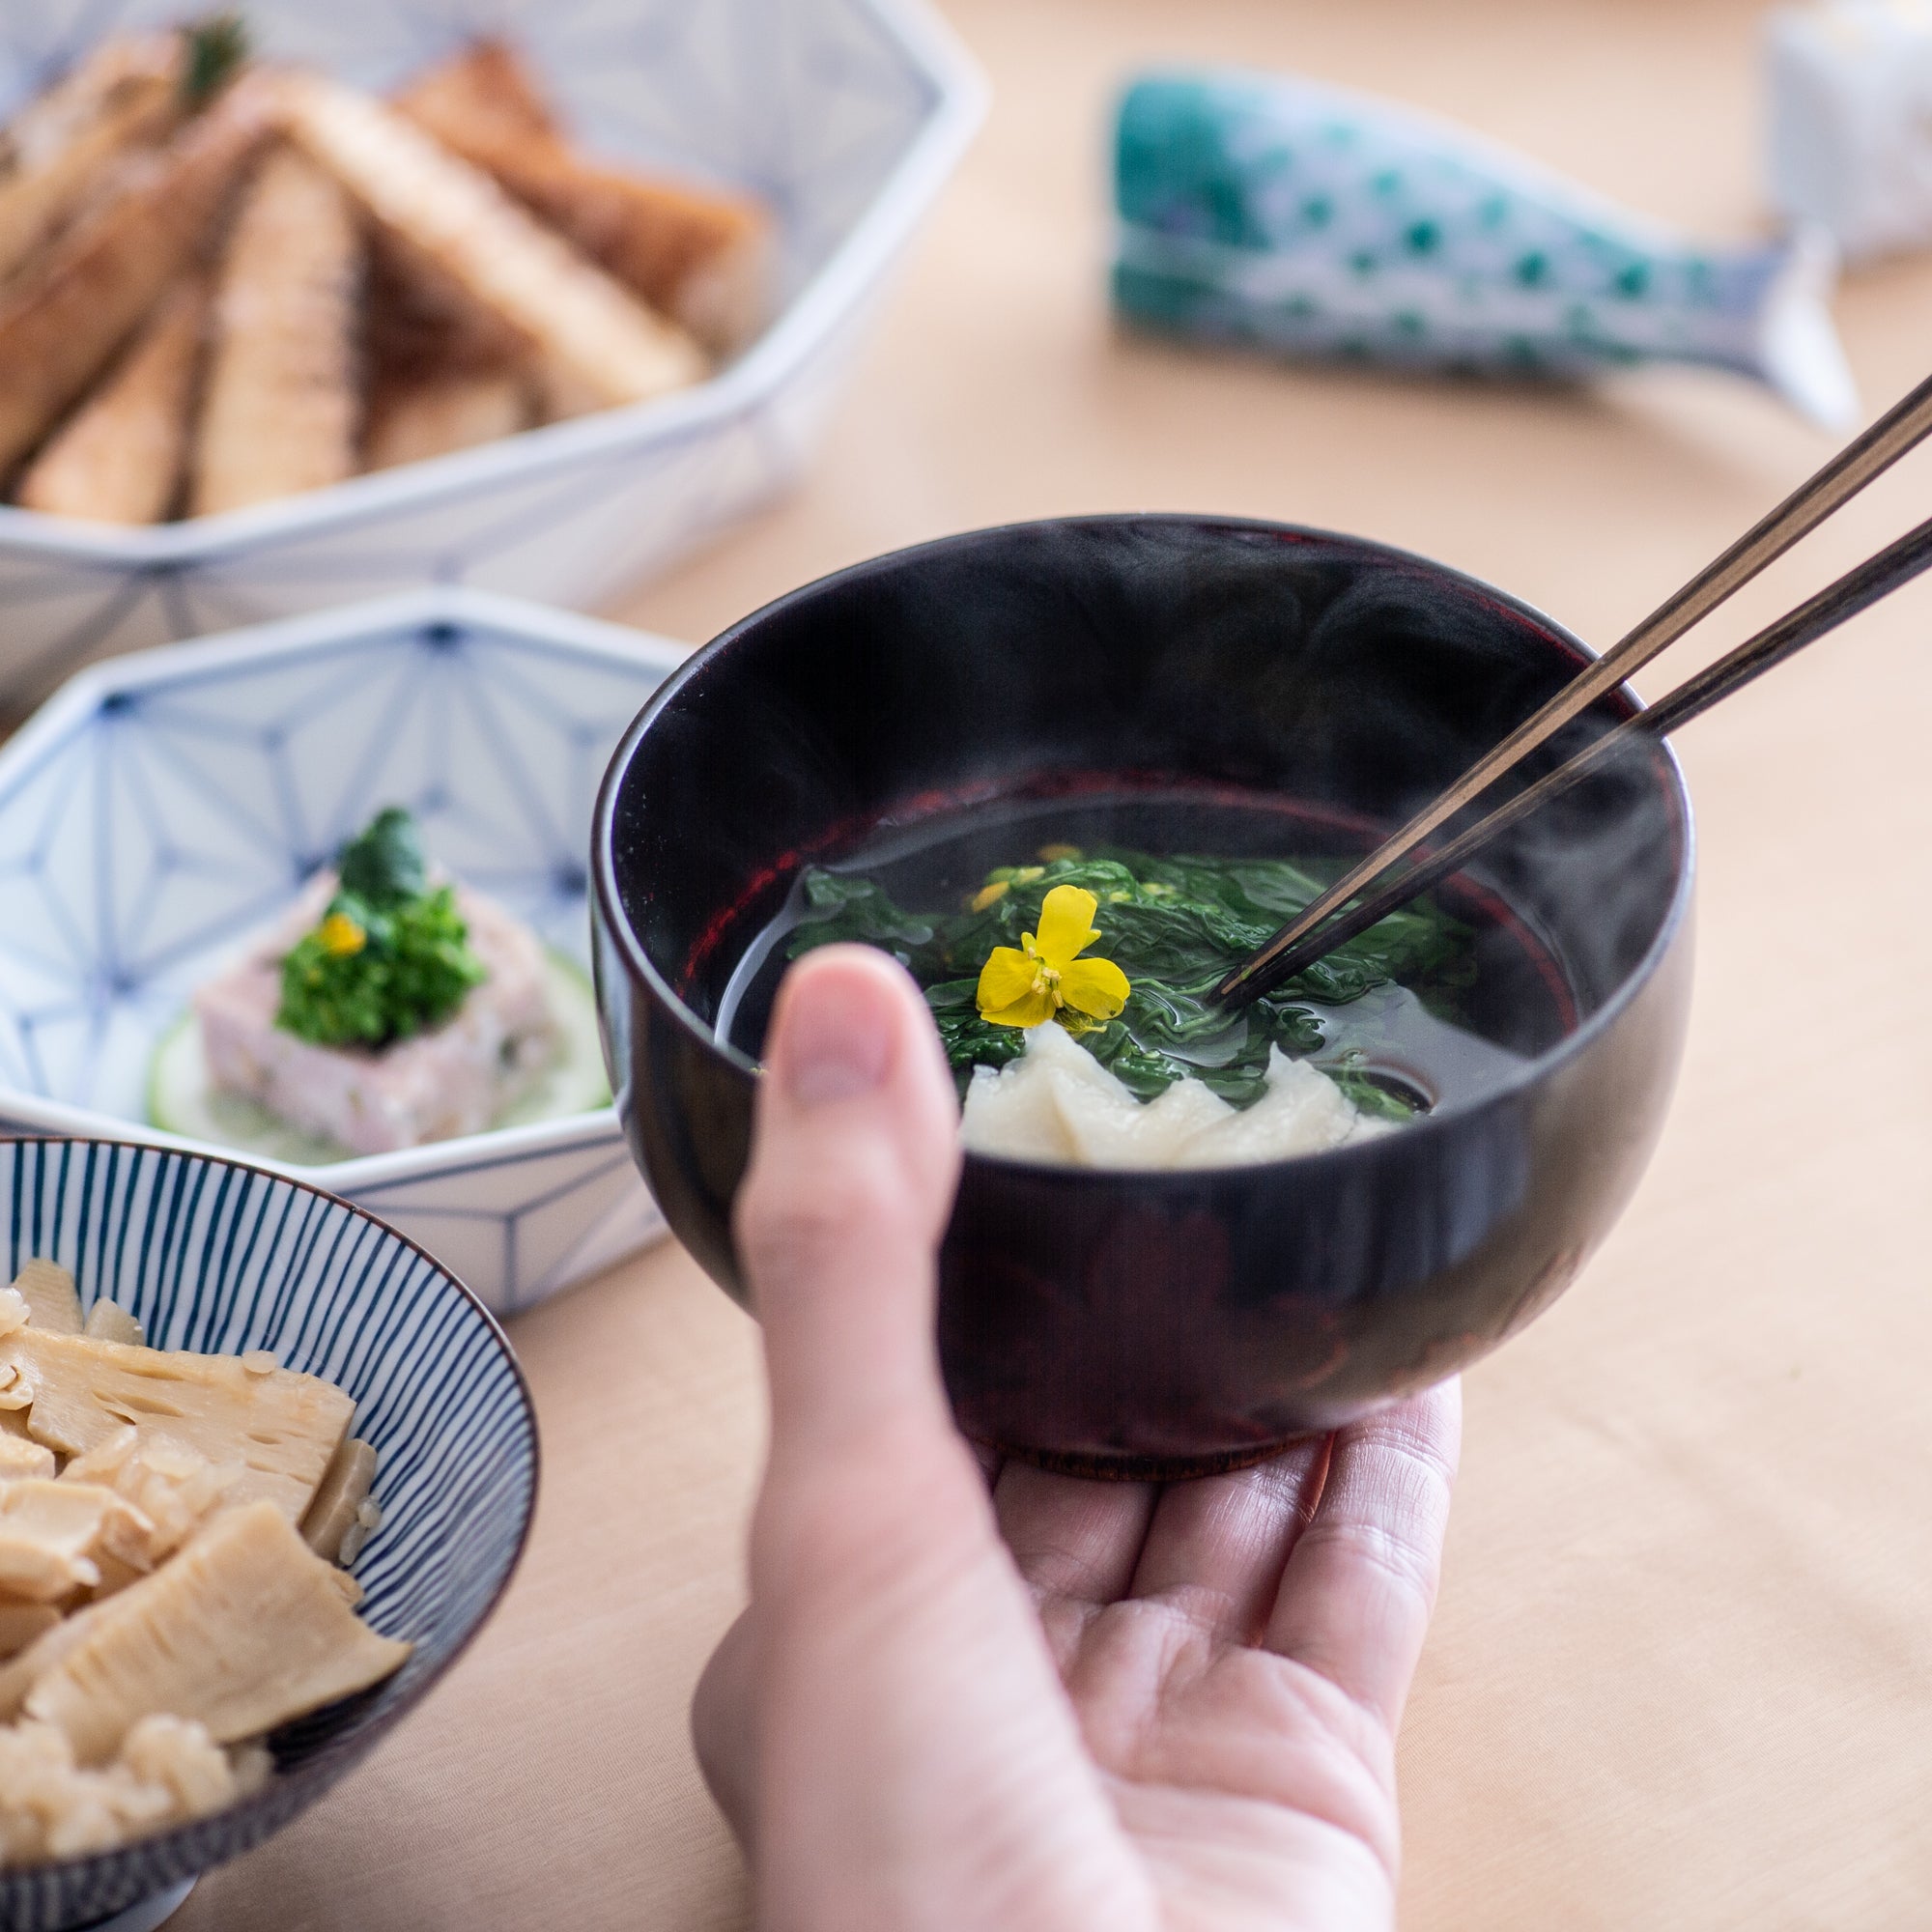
318;911;366;957
1037;842;1082;862
976;885;1131;1031
969;880;1009;912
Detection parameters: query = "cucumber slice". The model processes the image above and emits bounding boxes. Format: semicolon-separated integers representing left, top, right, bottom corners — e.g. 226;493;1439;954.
148;951;611;1166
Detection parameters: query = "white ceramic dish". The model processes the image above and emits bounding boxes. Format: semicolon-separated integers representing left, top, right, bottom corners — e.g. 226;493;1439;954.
0;586;686;1314
0;0;982;713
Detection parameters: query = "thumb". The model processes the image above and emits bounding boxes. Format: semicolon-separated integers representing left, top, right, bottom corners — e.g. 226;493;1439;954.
735;944;963;1463
728;950;1153;1929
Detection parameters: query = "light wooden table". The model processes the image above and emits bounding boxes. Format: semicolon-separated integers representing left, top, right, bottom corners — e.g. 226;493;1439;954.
184;3;1932;1926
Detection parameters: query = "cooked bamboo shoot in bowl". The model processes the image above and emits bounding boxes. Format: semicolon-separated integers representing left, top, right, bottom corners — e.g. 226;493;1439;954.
0;1136;535;1928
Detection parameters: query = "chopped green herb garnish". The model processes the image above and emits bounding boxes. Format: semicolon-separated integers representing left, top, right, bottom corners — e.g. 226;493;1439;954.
275;810;486;1049
180;14;248;109
335;806;428;907
786;845;1471;1109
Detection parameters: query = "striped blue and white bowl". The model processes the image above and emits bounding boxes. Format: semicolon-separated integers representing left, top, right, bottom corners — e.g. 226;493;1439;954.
0;1135;538;1932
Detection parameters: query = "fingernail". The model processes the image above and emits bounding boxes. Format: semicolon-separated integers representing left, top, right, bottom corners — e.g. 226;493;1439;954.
780;967;892;1106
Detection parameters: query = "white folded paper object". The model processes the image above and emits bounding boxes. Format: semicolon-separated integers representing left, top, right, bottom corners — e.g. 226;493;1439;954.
1768;0;1932;260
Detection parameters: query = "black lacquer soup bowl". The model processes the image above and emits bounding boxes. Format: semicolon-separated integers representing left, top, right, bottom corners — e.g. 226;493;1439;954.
592;516;1693;1478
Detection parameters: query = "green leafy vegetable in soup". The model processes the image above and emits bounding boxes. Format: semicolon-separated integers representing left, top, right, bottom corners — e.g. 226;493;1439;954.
276;809;488;1049
786;845;1472;1117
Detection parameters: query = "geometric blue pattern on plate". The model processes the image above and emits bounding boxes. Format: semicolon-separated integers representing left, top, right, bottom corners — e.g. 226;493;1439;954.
0;589;684;1315
0;0;982;715
0;1134;536;1932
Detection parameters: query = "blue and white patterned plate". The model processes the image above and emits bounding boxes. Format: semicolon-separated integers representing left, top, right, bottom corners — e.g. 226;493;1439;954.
0;1134;538;1932
0;0;983;714
0;587;683;1314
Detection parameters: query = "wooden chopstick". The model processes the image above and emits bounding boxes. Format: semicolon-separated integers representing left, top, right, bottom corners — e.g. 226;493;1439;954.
1215;367;1932;1006
1231;509;1932;995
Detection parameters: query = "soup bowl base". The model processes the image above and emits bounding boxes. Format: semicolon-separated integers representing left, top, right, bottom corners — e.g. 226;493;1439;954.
987;1435;1323;1484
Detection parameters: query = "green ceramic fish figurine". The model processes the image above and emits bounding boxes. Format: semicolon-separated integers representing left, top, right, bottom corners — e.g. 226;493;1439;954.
1114;69;1857;428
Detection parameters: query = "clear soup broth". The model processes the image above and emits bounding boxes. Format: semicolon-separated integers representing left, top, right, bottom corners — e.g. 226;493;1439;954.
717;789;1578;1122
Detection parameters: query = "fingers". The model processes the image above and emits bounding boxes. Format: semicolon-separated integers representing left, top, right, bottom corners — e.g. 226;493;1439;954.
727;952;1151;1922
1264;1381;1462;1734
691;1608;756;1844
995;1463;1156;1612
1126;1435;1332;1644
736;946;963;1465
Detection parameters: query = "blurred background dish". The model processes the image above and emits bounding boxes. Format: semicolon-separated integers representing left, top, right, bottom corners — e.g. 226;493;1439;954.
0;1133;536;1932
0;0;982;718
0;586;682;1315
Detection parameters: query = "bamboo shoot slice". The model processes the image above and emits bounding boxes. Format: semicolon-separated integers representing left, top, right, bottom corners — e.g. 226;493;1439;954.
300;1437;378;1558
191;145;361;515
0;35;183;285
82;1297;147;1348
26;1501;412;1761
278;72;705;409
0;1434;54;1479
16;277;205;525
0;82;270;474
0;1599;105;1720
13;1260;81;1334
0;1602;59;1661
66;1430;240;1572
362;368;530;469
0;1479;133;1601
0;1328;353;1522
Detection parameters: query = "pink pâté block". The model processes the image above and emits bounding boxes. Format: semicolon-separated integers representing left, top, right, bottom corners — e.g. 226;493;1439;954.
194;877;557;1155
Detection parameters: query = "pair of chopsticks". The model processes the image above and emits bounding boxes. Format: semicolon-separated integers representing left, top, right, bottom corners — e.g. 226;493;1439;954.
1216;369;1932;1005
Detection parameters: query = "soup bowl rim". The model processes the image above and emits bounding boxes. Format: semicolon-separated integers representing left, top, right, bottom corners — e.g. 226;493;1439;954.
591;511;1696;1180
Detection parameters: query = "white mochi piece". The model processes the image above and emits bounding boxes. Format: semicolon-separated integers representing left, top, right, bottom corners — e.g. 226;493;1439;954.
1172;1049;1362;1167
1767;2;1932;260
960;1052;1077;1162
1038;1026;1236;1167
959;1026;1374;1170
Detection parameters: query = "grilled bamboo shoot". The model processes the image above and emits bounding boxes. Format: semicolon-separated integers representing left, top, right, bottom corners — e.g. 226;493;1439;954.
396;41;771;352
363;368;529;469
279;73;705;409
191;145;360;515
0;85;270;474
0;35;183;285
15;277;205;523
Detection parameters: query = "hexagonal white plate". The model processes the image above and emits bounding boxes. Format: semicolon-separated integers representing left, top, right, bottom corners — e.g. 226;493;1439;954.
0;0;982;712
0;587;685;1314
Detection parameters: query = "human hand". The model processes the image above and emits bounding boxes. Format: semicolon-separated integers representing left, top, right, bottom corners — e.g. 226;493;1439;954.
694;945;1461;1932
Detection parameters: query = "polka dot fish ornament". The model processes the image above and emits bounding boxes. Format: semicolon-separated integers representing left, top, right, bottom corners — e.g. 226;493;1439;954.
1114;69;1858;429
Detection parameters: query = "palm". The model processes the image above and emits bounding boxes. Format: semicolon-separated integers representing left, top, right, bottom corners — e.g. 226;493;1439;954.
696;947;1457;1932
1070;1616;1398;1928
996;1414;1444;1932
